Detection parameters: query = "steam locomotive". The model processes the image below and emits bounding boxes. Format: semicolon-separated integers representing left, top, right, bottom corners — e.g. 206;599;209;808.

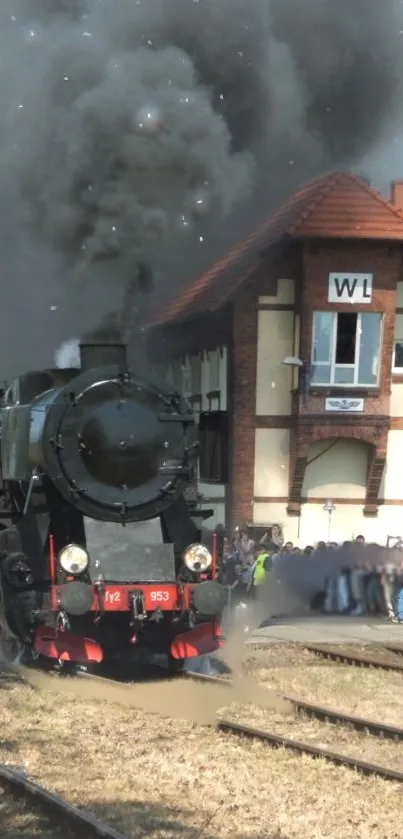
0;341;226;670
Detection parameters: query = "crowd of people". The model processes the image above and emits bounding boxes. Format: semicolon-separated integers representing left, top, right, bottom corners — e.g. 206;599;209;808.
220;528;403;623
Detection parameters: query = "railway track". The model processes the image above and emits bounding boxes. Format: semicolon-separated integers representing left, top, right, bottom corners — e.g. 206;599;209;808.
184;670;403;784
301;643;403;672
384;644;403;657
8;650;403;786
0;763;129;839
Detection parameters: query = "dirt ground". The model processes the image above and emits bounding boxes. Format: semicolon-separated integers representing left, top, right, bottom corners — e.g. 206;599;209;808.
1;646;403;839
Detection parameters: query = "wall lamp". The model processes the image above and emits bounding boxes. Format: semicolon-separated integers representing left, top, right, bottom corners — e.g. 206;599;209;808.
282;356;312;404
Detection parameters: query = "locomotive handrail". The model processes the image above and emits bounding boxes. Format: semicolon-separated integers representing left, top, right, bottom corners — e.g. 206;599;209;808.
157;412;195;423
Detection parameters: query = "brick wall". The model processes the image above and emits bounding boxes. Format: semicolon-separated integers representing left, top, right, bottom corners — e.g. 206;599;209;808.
231;239;403;524
289;240;403;514
230;286;258;528
229;248;301;528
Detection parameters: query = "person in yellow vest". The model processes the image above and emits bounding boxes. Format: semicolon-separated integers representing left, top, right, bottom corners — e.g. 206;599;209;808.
248;549;273;600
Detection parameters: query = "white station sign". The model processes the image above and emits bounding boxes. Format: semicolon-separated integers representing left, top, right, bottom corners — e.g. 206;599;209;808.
328;273;372;304
325;398;364;413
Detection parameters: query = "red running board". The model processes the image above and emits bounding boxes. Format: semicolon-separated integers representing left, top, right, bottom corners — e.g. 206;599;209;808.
34;627;103;664
170;623;224;660
34;623;224;664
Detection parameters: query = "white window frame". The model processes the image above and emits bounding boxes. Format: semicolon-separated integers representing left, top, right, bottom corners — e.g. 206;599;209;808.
182;357;192;397
190;355;202;395
392;340;403;373
311;311;383;388
208;350;220;392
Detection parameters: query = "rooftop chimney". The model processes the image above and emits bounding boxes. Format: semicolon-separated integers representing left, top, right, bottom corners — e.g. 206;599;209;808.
391;181;403;211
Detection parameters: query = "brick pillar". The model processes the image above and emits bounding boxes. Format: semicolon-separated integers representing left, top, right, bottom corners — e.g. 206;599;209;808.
229;288;258;529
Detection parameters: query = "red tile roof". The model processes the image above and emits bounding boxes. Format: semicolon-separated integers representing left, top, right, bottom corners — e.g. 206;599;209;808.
148;171;403;328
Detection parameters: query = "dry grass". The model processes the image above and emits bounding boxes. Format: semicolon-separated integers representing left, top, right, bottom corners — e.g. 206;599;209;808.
224;703;403;772
300;642;403;666
0;789;76;838
1;649;403;839
244;645;403;726
242;643;323;670
244;641;403;668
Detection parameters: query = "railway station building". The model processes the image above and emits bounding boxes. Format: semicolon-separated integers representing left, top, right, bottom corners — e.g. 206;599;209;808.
146;172;403;546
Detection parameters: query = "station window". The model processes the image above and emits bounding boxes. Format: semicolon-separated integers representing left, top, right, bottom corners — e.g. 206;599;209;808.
311;312;383;387
208;350;220;392
190;355;202;394
393;315;403;373
393;341;403;372
171;361;182;393
182;358;192;397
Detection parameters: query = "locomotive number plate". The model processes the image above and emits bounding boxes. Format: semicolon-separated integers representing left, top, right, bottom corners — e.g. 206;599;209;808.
102;588;126;610
104;589;123;605
93;584;182;611
144;587;178;610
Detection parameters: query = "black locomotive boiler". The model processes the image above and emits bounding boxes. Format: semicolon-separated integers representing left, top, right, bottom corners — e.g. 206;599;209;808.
0;341;226;669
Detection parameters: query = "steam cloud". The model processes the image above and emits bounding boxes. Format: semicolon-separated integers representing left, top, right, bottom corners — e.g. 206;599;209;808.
260;544;403;617
1;0;403;376
54;338;81;369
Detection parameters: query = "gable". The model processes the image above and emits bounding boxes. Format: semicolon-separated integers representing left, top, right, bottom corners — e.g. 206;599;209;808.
147;171;403;328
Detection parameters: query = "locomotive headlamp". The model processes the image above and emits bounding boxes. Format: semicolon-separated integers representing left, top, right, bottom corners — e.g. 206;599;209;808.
183;543;212;573
59;544;89;576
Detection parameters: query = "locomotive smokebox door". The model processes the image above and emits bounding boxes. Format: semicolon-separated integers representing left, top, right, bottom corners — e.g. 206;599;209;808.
42;364;193;523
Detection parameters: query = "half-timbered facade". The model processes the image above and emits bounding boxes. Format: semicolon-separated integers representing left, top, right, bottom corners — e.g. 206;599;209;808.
146;173;403;545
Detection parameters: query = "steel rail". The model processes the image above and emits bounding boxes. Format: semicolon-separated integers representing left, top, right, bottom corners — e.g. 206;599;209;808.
302;644;403;673
0;764;129;839
20;659;403;745
182;670;230;686
384;644;403;657
12;659;403;785
6;662;403;789
66;667;403;784
183;670;403;742
281;694;403;741
216;719;403;784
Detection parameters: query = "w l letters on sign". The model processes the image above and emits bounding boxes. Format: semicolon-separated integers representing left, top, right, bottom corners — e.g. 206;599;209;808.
328;273;373;304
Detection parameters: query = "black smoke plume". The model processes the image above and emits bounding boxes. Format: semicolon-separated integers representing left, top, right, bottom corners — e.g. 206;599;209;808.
0;0;402;374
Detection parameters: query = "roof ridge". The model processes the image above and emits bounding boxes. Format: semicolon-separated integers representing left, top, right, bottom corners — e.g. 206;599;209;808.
285;172;344;236
148;170;403;328
212;171;341;263
344;172;403;222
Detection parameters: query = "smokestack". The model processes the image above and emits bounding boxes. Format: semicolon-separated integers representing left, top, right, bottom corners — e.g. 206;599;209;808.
391;181;403;211
79;342;128;371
